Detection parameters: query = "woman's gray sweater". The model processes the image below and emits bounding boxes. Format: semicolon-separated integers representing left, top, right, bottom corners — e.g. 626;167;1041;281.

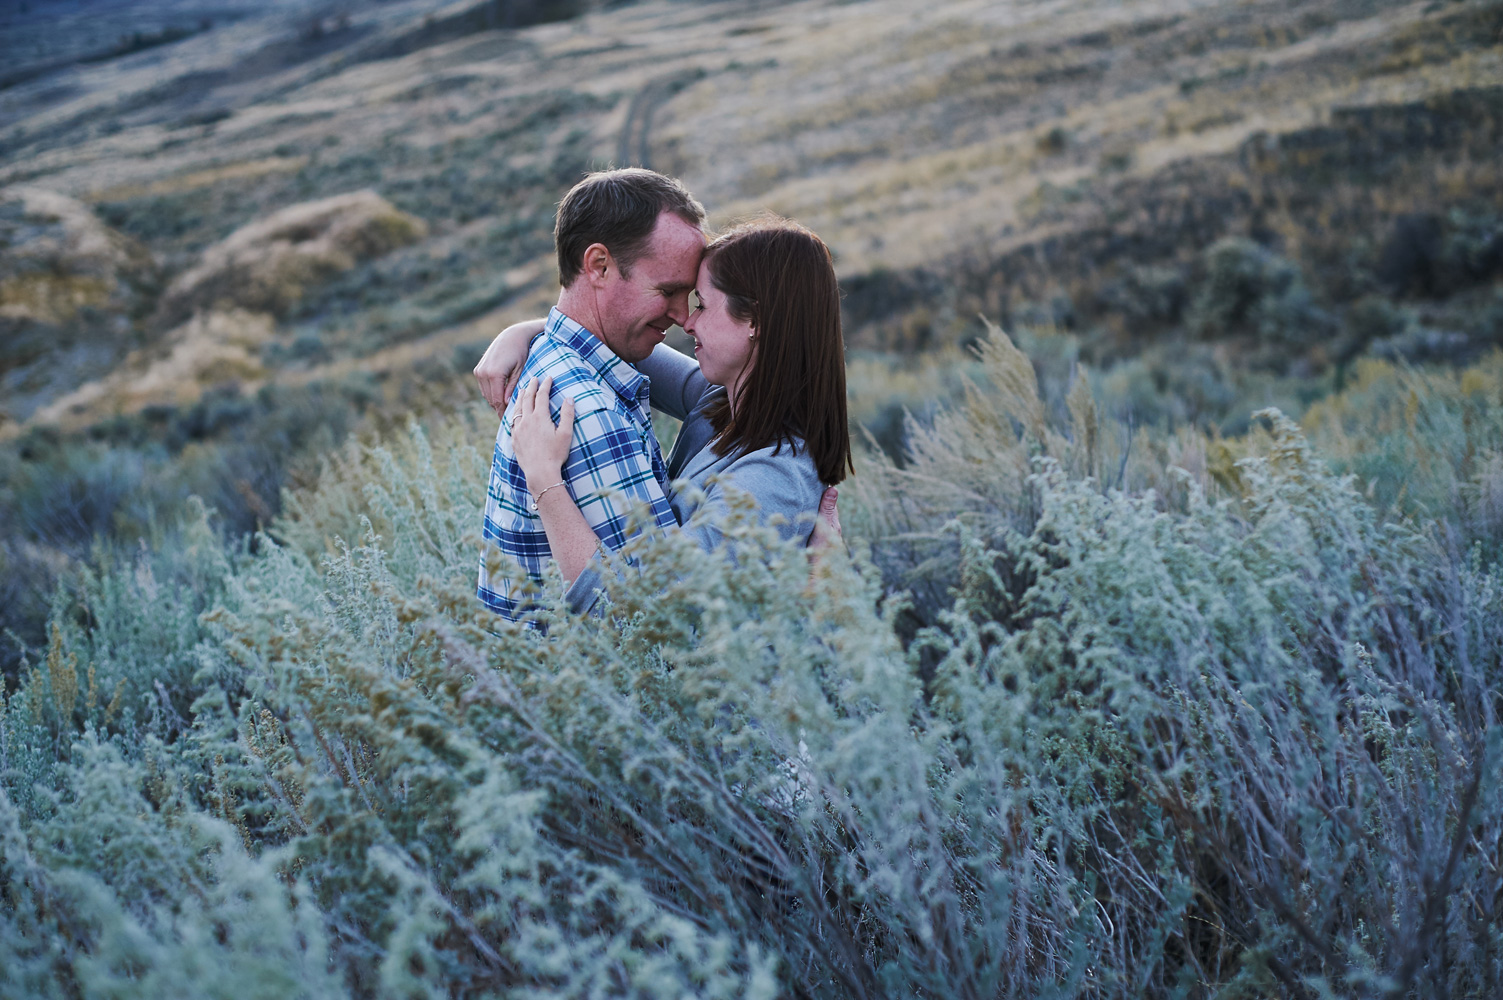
563;342;825;613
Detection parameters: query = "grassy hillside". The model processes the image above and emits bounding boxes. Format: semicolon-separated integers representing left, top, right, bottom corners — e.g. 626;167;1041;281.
4;0;1499;424
1;3;1502;989
0;0;1496;623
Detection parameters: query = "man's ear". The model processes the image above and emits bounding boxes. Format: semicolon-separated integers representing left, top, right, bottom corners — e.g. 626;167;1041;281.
581;243;614;287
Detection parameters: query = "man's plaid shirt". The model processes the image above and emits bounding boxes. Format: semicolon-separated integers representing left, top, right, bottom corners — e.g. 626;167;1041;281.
478;308;678;619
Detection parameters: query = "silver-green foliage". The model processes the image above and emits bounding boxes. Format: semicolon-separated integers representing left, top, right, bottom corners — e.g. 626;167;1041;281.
2;334;1500;997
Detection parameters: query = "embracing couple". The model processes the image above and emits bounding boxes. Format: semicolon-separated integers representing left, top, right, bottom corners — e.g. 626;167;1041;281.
474;167;849;620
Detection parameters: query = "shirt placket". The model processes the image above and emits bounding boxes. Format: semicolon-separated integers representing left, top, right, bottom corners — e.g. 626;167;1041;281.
633;382;671;490
581;338;670;496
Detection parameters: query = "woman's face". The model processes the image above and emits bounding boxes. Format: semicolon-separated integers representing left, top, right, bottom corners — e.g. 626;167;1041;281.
684;259;756;394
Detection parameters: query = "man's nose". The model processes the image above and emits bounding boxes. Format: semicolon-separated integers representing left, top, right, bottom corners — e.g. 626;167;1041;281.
665;290;691;326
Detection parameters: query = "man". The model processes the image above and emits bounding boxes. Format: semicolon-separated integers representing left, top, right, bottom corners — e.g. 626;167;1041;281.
475;168;706;619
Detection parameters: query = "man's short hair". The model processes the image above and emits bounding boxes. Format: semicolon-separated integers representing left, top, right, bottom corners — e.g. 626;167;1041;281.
554;168;706;286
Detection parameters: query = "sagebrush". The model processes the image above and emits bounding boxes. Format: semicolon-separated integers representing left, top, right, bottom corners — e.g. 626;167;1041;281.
3;329;1501;998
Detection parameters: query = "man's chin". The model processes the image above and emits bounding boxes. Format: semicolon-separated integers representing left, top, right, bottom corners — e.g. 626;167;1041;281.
633;328;669;359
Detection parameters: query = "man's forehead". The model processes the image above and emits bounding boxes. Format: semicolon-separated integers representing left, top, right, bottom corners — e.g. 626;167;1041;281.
643;214;705;282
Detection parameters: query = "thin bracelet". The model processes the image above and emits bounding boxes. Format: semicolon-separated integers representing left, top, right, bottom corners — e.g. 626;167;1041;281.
530;480;567;511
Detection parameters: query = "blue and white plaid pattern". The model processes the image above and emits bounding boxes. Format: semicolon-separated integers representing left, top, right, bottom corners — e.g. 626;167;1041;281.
478;308;678;619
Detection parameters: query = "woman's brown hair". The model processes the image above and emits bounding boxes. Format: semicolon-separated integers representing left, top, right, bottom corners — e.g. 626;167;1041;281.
703;217;852;485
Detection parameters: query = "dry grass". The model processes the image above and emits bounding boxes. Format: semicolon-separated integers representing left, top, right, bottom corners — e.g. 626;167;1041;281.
30;309;277;430
89;156;309;203
155;189;426;324
0;273;114;325
0;186;154;324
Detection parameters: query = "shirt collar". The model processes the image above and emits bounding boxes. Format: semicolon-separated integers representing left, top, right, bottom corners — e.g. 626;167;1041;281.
545;307;649;408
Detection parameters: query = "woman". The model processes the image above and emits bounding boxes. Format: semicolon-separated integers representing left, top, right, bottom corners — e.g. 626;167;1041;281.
485;216;849;612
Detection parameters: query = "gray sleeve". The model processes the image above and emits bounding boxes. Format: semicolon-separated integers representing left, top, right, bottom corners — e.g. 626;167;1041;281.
564;445;821;613
564;562;607;616
680;448;823;553
634;343;710;420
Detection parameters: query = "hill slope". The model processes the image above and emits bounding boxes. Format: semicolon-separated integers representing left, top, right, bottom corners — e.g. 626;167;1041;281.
3;0;1499;430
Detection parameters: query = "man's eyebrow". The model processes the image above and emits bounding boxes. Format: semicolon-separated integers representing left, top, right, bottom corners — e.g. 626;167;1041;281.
657;281;694;293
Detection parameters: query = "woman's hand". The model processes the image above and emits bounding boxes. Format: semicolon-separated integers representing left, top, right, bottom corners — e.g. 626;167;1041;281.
512;376;576;488
474;318;546;415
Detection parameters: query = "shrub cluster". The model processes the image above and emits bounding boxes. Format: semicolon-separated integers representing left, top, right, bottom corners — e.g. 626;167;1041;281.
2;330;1501;997
0;377;387;682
